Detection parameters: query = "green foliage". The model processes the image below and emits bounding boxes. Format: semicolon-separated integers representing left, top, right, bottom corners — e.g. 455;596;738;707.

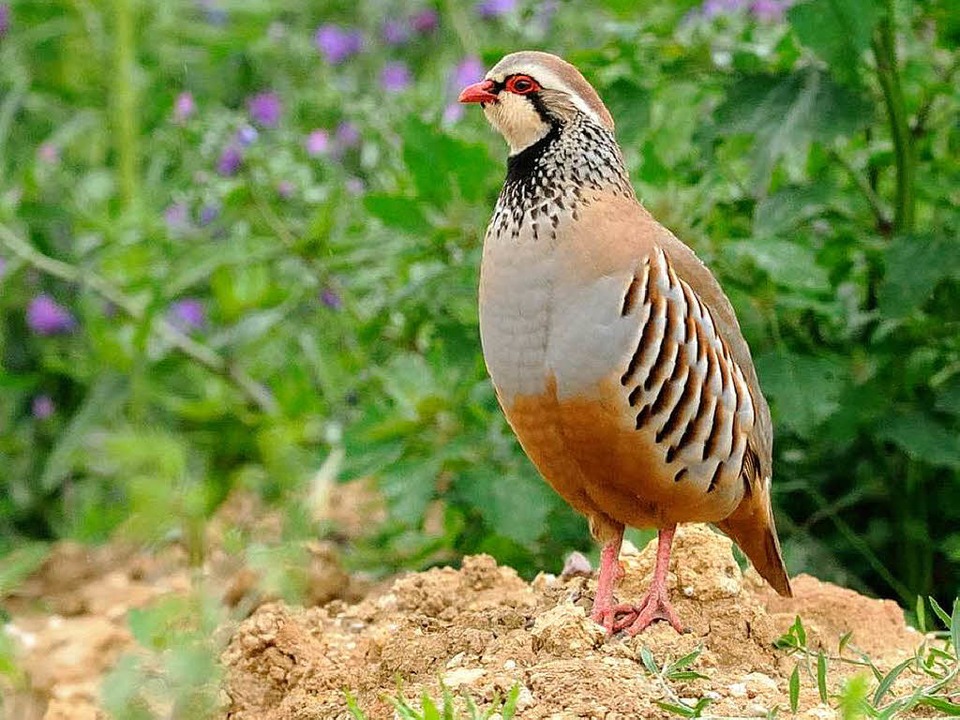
0;0;958;616
774;601;960;717
346;682;520;720
100;590;226;719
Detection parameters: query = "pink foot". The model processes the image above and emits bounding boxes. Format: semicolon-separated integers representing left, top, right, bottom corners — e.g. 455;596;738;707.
619;586;683;635
589;525;684;636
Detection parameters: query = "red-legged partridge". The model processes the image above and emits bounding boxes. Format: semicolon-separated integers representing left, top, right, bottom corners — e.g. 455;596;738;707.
459;51;792;635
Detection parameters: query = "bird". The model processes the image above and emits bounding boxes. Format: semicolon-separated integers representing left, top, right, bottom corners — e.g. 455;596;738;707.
458;51;792;635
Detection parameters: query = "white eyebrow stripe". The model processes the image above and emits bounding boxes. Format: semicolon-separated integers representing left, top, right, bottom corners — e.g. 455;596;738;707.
486;66;604;127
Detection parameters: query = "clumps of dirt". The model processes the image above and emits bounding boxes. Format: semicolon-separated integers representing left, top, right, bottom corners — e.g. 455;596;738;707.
221;525;924;720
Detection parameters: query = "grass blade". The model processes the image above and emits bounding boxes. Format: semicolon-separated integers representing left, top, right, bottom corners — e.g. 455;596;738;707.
655;701;695;718
789;664;800;714
421;693;441;720
838;631;853;655
441;683;455;720
918;696;960;715
915;596;927;634
872;658;912;705
668;647;703;672
344;691;367;720
950;598;959;659
929;596;951;627
816;650;828;702
501;684;520;720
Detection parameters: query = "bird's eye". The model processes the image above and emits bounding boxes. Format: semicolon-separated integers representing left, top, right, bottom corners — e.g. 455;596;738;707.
507;75;539;94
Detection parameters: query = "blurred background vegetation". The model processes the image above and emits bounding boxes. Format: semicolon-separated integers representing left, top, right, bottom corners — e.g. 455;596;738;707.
0;0;958;629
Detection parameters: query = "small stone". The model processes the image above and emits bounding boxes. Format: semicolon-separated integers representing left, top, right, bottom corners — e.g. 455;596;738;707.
727;682;747;698
442;667;485;687
746;702;768;717
560;551;592;579
743;672;779;697
804;705;838;719
503;659;516;670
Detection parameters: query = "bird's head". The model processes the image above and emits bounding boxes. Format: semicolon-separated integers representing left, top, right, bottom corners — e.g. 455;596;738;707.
458;51;615;155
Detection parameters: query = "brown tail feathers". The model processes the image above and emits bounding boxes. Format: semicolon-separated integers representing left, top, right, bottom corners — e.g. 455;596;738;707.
717;477;792;597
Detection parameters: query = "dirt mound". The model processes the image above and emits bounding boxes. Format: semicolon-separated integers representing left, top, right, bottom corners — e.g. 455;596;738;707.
1;492;361;720
222;524;922;720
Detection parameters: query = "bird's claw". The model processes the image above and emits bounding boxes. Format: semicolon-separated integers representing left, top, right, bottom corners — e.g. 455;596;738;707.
591;592;683;636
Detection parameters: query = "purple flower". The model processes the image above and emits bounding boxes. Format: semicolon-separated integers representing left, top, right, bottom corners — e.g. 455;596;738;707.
345;177;365;195
320;288;342;310
701;0;749;17
410;8;439;33
314;24;363;64
0;4;10;38
306;129;330;156
169;299;206;331
32;395;55;420
198;0;227;25
750;0;792;21
247;92;282;128
38;143;59;164
335;122;360;150
277;181;295;199
451;56;485;90
442;102;464;124
173;92;195;123
217;144;243;176
164;202;190;231
382;19;410;45
380;61;412;93
476;0;516;18
236;124;259;146
199;204;219;226
27;294;76;335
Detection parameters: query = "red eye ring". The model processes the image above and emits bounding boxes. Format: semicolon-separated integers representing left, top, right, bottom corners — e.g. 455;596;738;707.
506;75;540;95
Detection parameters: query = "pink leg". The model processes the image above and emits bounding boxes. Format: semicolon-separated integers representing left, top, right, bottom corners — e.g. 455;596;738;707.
621;525;683;635
589;528;625;633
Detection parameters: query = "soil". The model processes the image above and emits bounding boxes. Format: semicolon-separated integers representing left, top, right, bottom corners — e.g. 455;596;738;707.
0;492;940;720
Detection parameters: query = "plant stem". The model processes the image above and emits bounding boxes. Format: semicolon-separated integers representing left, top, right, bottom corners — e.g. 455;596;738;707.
0;223;278;415
872;1;915;234
113;0;140;208
829;149;892;234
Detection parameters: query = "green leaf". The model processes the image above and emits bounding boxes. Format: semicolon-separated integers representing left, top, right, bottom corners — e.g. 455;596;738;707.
918;696;960;715
789;664;800;713
402;119;498;208
379;457;442;526
755;353;847;438
879;233;960;316
0;543;49;596
788;0;882;83
421;693;440;720
839;631;854;655
343;691;368;720
872;657;911;705
655;701;696;718
817;651;828;702
364;194;430;234
725;239;830;293
951;598;960;660
929;596;952;628
454;466;555;545
874;412;960;469
713;68;872;191
640;646;659;675
500;684;521;720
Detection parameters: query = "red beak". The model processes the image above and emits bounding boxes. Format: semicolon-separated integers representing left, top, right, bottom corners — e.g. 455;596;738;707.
458;79;498;104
